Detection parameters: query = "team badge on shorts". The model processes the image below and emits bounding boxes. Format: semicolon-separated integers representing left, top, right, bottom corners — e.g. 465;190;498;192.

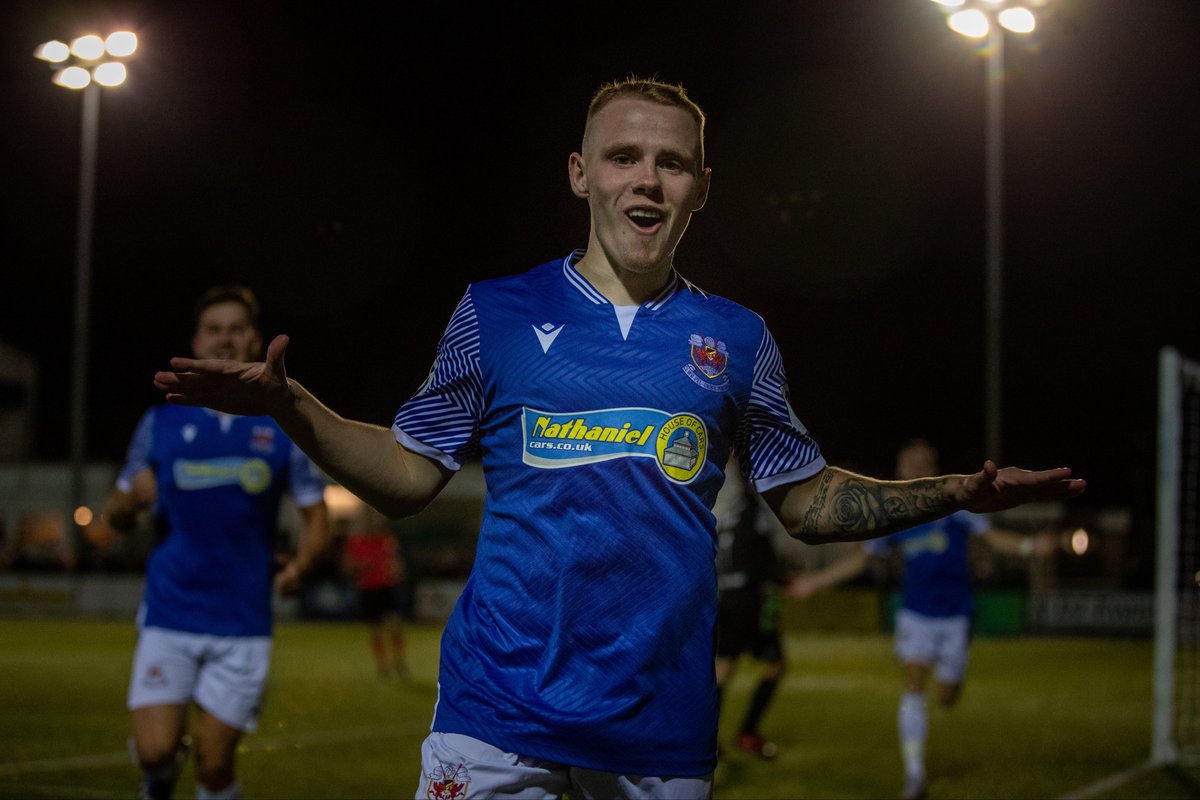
425;762;471;800
142;663;168;689
684;333;730;393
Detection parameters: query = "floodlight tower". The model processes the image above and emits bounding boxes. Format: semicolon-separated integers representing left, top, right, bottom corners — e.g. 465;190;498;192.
34;31;138;527
928;0;1040;463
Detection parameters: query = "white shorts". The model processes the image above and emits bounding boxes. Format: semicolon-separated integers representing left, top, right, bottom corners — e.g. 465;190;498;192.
417;732;714;800
894;608;970;684
127;626;272;732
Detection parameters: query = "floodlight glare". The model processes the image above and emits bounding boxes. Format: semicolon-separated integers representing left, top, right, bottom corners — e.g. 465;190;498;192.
1071;528;1090;556
52;66;92;89
34;40;70;63
70;34;105;61
93;62;127;87
105;31;138;57
948;9;990;37
998;7;1037;33
930;0;965;6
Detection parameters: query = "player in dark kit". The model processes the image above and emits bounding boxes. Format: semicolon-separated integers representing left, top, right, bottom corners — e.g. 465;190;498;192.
715;469;801;760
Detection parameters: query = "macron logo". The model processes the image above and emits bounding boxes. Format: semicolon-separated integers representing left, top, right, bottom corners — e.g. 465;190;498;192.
533;323;564;354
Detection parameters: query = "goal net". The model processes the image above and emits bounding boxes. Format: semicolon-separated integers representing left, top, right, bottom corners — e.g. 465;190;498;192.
1153;346;1200;764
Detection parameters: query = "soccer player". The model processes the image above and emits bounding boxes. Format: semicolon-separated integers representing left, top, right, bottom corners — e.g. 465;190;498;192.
98;284;333;800
714;466;800;760
791;437;1057;799
152;77;1085;798
341;503;412;677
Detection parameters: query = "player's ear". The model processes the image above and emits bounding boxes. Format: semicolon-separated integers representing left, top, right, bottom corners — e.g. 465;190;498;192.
691;166;712;212
568;152;588;198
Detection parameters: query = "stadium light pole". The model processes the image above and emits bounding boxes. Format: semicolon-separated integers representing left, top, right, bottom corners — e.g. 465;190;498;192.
928;0;1039;463
34;31;138;527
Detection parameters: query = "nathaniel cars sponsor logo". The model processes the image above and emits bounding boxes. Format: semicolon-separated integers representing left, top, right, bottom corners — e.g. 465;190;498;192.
522;407;706;483
173;457;272;494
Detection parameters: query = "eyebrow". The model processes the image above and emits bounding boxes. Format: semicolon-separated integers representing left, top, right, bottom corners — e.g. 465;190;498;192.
603;141;698;167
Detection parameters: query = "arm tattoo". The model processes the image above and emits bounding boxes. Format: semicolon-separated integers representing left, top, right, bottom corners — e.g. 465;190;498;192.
800;469;836;536
801;471;954;540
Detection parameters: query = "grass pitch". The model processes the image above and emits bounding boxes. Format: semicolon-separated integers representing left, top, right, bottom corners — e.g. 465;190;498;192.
0;616;1193;799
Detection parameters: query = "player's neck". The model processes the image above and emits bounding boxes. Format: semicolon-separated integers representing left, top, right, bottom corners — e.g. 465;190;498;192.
574;251;673;306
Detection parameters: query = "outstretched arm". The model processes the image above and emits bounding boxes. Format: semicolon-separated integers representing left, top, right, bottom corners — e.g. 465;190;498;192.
763;461;1085;546
154;334;452;518
788;544;872;598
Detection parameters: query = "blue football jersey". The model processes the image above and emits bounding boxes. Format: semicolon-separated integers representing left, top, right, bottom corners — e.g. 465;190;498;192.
864;510;991;618
117;405;326;636
393;252;824;775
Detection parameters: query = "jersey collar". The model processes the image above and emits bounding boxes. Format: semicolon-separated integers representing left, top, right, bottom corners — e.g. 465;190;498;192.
561;249;682;311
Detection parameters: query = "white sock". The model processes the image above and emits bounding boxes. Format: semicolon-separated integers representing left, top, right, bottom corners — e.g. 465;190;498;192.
196;781;241;800
898;691;927;779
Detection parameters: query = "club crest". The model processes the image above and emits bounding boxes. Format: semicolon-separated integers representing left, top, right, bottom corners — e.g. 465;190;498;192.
425;762;470;800
684;333;730;393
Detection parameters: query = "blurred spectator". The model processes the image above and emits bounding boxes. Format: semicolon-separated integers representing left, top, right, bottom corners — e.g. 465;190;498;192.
0;510;78;572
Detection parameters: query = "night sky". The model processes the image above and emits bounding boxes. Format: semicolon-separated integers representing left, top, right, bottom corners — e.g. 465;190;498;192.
2;1;1198;555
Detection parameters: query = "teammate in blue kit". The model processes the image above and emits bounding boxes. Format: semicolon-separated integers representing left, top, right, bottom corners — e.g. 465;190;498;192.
792;437;1057;799
99;284;333;800
152;78;1085;798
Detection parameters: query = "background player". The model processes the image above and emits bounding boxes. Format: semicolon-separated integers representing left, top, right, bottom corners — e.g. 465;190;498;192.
715;465;803;760
341;503;411;678
97;284;332;800
791;437;1056;799
151;78;1084;798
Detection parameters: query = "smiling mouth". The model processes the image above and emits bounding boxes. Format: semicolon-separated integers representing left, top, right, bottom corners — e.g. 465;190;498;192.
627;208;664;229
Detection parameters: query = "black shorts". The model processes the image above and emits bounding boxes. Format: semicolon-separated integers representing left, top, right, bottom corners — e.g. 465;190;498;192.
358;584;413;623
715;594;783;662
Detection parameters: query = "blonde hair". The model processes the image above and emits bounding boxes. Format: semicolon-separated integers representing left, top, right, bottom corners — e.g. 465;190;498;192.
586;75;707;168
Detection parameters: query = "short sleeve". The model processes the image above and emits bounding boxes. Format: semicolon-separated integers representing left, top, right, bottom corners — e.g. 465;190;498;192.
391;289;485;471
116;409;156;492
735;322;826;493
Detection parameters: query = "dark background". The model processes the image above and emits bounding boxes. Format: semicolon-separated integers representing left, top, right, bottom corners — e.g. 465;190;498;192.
1;1;1197;560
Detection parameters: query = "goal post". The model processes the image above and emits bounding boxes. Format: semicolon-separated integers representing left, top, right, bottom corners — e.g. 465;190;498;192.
1153;346;1200;764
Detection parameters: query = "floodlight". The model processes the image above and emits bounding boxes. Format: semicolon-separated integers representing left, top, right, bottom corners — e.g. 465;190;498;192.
70;34;105;61
32;29;139;521
104;31;138;57
92;62;127;87
998;7;1036;33
52;66;92;89
34;40;70;63
948;9;990;37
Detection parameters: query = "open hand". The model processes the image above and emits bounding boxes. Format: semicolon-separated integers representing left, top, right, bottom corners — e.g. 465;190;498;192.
957;461;1086;514
154;334;293;417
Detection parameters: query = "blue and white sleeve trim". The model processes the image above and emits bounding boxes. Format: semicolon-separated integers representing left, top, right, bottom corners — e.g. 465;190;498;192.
738;323;826;492
391;289;484;470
